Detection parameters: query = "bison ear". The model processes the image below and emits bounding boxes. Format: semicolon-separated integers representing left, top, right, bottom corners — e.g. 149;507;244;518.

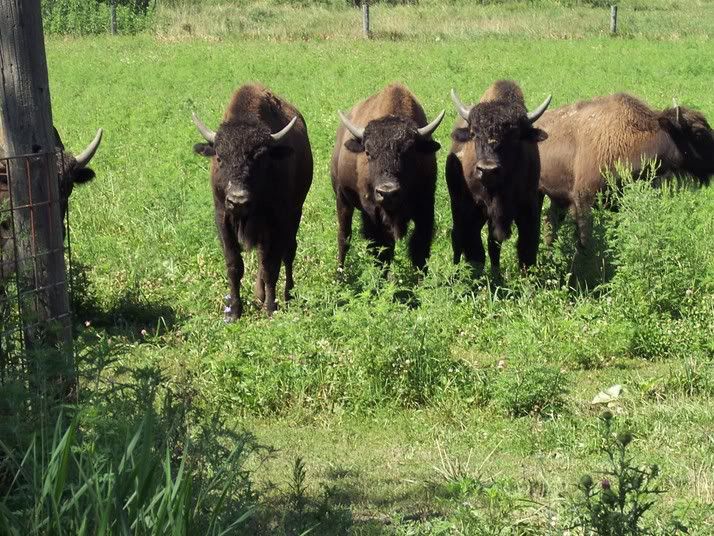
451;128;471;143
194;143;216;157
268;145;294;159
524;127;548;143
72;167;96;184
415;139;441;153
344;138;365;153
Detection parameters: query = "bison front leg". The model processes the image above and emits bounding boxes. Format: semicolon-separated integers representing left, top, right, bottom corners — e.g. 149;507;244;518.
361;213;395;267
219;217;244;322
259;248;282;316
487;226;502;280
573;193;594;250
544;197;566;247
459;211;487;276
515;201;541;270
409;197;435;272
283;233;298;303
336;191;354;272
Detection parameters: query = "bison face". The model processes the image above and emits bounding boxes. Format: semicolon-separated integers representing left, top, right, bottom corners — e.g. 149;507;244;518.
193;118;296;217
57;151;98;224
660;107;714;184
341;115;443;212
453;102;547;193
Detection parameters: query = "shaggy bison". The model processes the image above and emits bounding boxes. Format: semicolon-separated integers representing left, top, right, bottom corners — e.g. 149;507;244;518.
330;83;444;271
537;93;714;247
1;127;103;282
446;80;551;274
192;83;313;320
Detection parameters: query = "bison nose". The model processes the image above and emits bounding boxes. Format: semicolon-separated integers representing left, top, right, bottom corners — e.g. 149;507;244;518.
225;190;250;209
375;182;400;203
477;160;500;174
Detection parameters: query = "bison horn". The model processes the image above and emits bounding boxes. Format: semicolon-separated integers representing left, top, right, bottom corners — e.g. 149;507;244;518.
192;112;217;144
74;129;103;169
417;110;446;138
672;98;681;123
271;116;298;142
338;110;365;141
527;95;552;123
450;89;471;121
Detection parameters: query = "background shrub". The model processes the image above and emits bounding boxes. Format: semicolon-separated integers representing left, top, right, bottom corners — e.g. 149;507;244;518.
492;365;569;418
42;0;154;35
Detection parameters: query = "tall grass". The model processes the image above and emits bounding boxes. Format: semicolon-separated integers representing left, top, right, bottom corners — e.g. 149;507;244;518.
0;413;253;534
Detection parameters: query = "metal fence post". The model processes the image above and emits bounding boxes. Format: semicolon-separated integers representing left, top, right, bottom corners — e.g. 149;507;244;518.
610;5;618;34
111;0;117;35
362;0;371;39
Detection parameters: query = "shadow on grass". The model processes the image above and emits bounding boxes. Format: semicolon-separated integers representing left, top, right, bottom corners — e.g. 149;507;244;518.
249;461;448;535
70;261;181;338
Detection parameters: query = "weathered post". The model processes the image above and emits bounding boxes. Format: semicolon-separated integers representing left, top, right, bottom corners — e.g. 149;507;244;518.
111;0;118;35
0;0;75;400
362;0;371;39
610;5;618;34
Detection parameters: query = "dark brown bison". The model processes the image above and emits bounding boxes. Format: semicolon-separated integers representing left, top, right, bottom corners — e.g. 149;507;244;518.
537;93;714;247
330;83;444;271
446;80;551;274
1;127;102;282
192;83;313;320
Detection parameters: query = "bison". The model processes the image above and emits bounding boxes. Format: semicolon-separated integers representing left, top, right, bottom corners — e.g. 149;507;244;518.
537;93;714;248
192;83;313;320
446;80;551;275
1;127;103;282
330;83;444;271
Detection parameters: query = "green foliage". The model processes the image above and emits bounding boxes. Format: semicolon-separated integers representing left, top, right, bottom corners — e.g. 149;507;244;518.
0;412;254;535
492;365;569;418
570;412;687;535
42;0;153;35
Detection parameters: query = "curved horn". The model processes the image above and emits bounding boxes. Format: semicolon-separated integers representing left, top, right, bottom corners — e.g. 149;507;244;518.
450;89;471;121
192;112;216;144
74;128;103;169
672;98;681;123
270;116;297;142
417;109;446;138
527;94;552;123
338;110;365;141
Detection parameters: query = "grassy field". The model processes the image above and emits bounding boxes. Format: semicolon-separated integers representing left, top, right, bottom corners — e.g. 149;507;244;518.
43;27;714;533
153;0;714;41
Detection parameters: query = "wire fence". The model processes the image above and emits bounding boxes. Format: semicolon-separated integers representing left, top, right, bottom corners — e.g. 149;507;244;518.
0;150;73;390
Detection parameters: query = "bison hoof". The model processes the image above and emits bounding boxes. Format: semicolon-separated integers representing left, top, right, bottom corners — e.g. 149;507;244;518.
223;304;241;323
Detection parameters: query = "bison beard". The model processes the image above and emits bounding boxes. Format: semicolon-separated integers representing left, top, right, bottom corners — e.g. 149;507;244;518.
377;205;409;242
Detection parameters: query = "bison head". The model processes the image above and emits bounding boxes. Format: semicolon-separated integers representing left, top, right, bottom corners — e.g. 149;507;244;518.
660;102;714;185
192;113;296;216
0;128;102;233
338;110;444;212
451;89;550;192
56;129;103;221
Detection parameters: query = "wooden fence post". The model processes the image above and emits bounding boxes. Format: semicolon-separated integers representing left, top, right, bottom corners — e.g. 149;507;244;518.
362;0;371;39
610;5;618;34
0;0;75;400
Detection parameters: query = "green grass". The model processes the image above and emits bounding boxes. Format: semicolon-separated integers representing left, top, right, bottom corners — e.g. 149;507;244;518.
41;33;714;532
